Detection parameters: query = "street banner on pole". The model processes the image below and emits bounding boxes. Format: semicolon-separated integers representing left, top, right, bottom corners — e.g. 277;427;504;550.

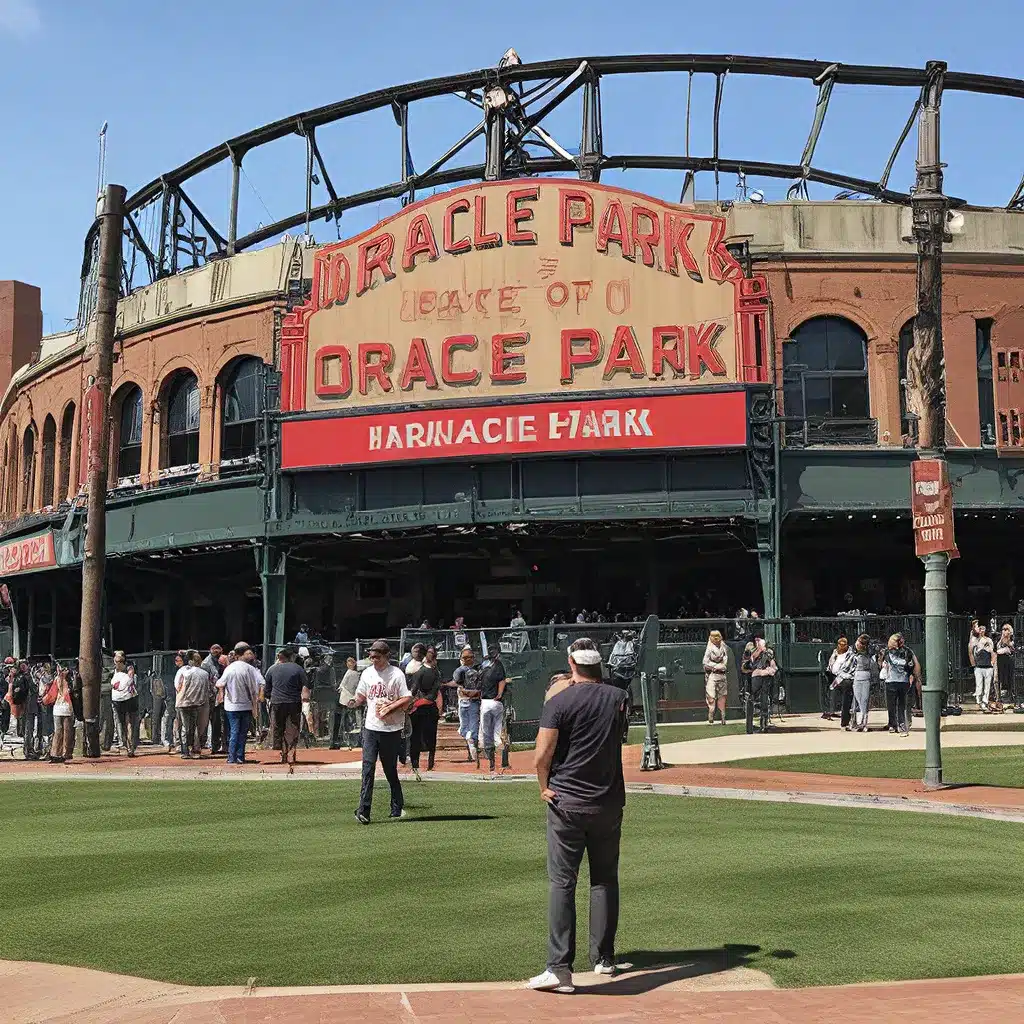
911;459;958;559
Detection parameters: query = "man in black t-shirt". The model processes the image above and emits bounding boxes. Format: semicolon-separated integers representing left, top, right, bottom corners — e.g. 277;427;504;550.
264;646;309;766
478;654;507;773
528;646;627;995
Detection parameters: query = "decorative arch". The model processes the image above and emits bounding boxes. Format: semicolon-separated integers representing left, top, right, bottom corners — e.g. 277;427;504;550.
21;422;37;513
160;369;201;470
782;316;871;441
112;383;144;480
41;414;57;508
58;401;76;501
218;355;265;462
6;425;18;518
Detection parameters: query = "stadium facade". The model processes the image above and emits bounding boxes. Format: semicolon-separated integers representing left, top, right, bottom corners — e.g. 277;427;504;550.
2;56;1024;658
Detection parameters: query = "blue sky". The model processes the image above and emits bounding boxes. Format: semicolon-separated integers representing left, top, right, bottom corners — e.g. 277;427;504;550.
1;0;1022;332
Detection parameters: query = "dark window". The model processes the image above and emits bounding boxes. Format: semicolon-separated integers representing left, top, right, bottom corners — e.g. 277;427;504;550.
220;357;264;461
423;466;467;506
41;415;56;507
522;460;576;499
21;425;36;512
898;320;914;440
117;387;144;479
477;462;514;501
58;403;75;501
578;457;666;495
165;372;200;469
782;316;870;437
977;318;996;446
362;467;423;509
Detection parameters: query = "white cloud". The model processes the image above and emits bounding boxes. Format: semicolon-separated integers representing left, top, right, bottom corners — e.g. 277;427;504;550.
0;0;41;38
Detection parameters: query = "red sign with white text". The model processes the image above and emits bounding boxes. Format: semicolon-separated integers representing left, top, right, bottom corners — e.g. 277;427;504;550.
910;459;959;558
0;530;57;576
281;390;747;470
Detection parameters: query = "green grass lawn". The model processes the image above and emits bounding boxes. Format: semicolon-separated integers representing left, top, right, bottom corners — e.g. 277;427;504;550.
721;745;1024;788
629;722;749;744
1;781;1023;989
946;721;1024;732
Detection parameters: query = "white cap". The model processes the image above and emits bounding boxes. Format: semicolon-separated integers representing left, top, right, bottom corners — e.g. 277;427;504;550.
569;649;602;666
298;646;310;659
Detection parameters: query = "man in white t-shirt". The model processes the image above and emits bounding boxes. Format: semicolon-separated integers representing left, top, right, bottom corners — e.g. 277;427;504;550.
348;639;412;824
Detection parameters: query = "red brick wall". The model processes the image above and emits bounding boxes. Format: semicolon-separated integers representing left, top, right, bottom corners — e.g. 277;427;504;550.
764;257;1024;448
0;281;42;400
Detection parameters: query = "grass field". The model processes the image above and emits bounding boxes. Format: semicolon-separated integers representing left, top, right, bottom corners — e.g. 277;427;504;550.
722;745;1024;787
629;723;749;744
1;781;1023;989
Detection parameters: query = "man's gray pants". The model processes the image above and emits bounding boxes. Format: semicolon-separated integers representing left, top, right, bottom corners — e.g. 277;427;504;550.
546;803;622;973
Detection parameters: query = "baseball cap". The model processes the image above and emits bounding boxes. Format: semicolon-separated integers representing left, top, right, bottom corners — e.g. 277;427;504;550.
298;646;310;659
569;648;602;666
368;639;391;655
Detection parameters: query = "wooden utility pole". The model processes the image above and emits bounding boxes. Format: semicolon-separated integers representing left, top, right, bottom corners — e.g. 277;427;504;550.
78;183;126;758
907;63;948;787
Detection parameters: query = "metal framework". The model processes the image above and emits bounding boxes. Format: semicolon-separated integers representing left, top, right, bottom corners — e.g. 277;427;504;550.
78;53;1024;319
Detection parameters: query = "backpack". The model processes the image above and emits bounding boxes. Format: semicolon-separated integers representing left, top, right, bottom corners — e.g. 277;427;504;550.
607;637;637;683
41;679;58;706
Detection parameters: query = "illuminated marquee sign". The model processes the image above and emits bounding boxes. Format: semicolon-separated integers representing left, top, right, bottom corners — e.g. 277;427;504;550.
280;179;769;468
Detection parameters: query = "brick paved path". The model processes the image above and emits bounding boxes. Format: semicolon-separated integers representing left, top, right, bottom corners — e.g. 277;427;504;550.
4;960;1024;1024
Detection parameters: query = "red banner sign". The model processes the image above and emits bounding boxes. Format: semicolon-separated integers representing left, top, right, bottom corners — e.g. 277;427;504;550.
0;530;57;576
281;390;747;470
911;459;959;558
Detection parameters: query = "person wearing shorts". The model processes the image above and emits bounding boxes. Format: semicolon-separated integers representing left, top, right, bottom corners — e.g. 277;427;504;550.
452;646;481;762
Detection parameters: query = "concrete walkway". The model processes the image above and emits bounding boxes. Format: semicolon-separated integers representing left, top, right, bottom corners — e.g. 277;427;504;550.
661;723;1024;764
4;959;1024;1024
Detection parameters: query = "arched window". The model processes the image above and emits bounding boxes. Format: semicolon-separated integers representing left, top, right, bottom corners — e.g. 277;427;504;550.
21;424;36;513
115;386;143;479
782;316;870;441
220;357;264;462
6;429;18;518
58;402;75;501
899;319;915;441
41;415;56;508
164;371;200;469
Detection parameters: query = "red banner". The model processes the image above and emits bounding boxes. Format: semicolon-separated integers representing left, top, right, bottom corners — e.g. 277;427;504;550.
911;459;959;558
0;530;57;576
281;390;747;470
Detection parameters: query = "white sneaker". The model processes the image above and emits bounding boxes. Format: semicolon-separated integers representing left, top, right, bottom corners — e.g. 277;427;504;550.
594;958;617;976
527;969;575;993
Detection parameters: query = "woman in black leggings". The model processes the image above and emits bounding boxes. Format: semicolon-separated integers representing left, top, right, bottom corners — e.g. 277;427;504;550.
407;646;442;773
996;623;1015;705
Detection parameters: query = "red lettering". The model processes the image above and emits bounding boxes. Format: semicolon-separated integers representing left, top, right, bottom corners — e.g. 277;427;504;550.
706;217;743;282
630;206;660;268
473;194;501;249
664;214;702;281
402;213;440;271
444;198;472;255
559;188;593;246
316;252;351;308
418;291;437;316
314;345;352;398
498;286;525;314
560;328;603;384
596;199;631;257
606;280;630;315
652;327;686;378
441;335;481;386
507;186;539;244
399;337;439;391
491;332;529;385
546;282;569;308
602;325;647;380
356;233;396;295
474;288;491;315
357;342;395;395
688;323;728;377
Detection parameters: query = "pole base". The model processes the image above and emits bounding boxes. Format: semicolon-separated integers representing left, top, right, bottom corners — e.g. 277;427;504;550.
640;736;664;771
922;769;946;789
82;721;102;759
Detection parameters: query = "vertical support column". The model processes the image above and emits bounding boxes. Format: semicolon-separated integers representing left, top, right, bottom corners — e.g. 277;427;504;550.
26;590;35;658
257;542;287;663
79;183;126;759
227;149;240;256
484;105;506;181
579;75;603;182
923;552;948;786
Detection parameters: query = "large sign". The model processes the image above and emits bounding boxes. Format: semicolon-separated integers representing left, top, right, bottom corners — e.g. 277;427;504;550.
911;459;958;558
282;390;746;469
280;179;769;467
0;529;57;576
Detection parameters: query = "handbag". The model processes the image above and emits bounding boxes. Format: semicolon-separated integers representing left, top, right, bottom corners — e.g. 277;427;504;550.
41;679;59;707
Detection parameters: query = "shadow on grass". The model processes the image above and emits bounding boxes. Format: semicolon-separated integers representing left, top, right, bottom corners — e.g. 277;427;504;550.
585;944;765;996
409;814;497;822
